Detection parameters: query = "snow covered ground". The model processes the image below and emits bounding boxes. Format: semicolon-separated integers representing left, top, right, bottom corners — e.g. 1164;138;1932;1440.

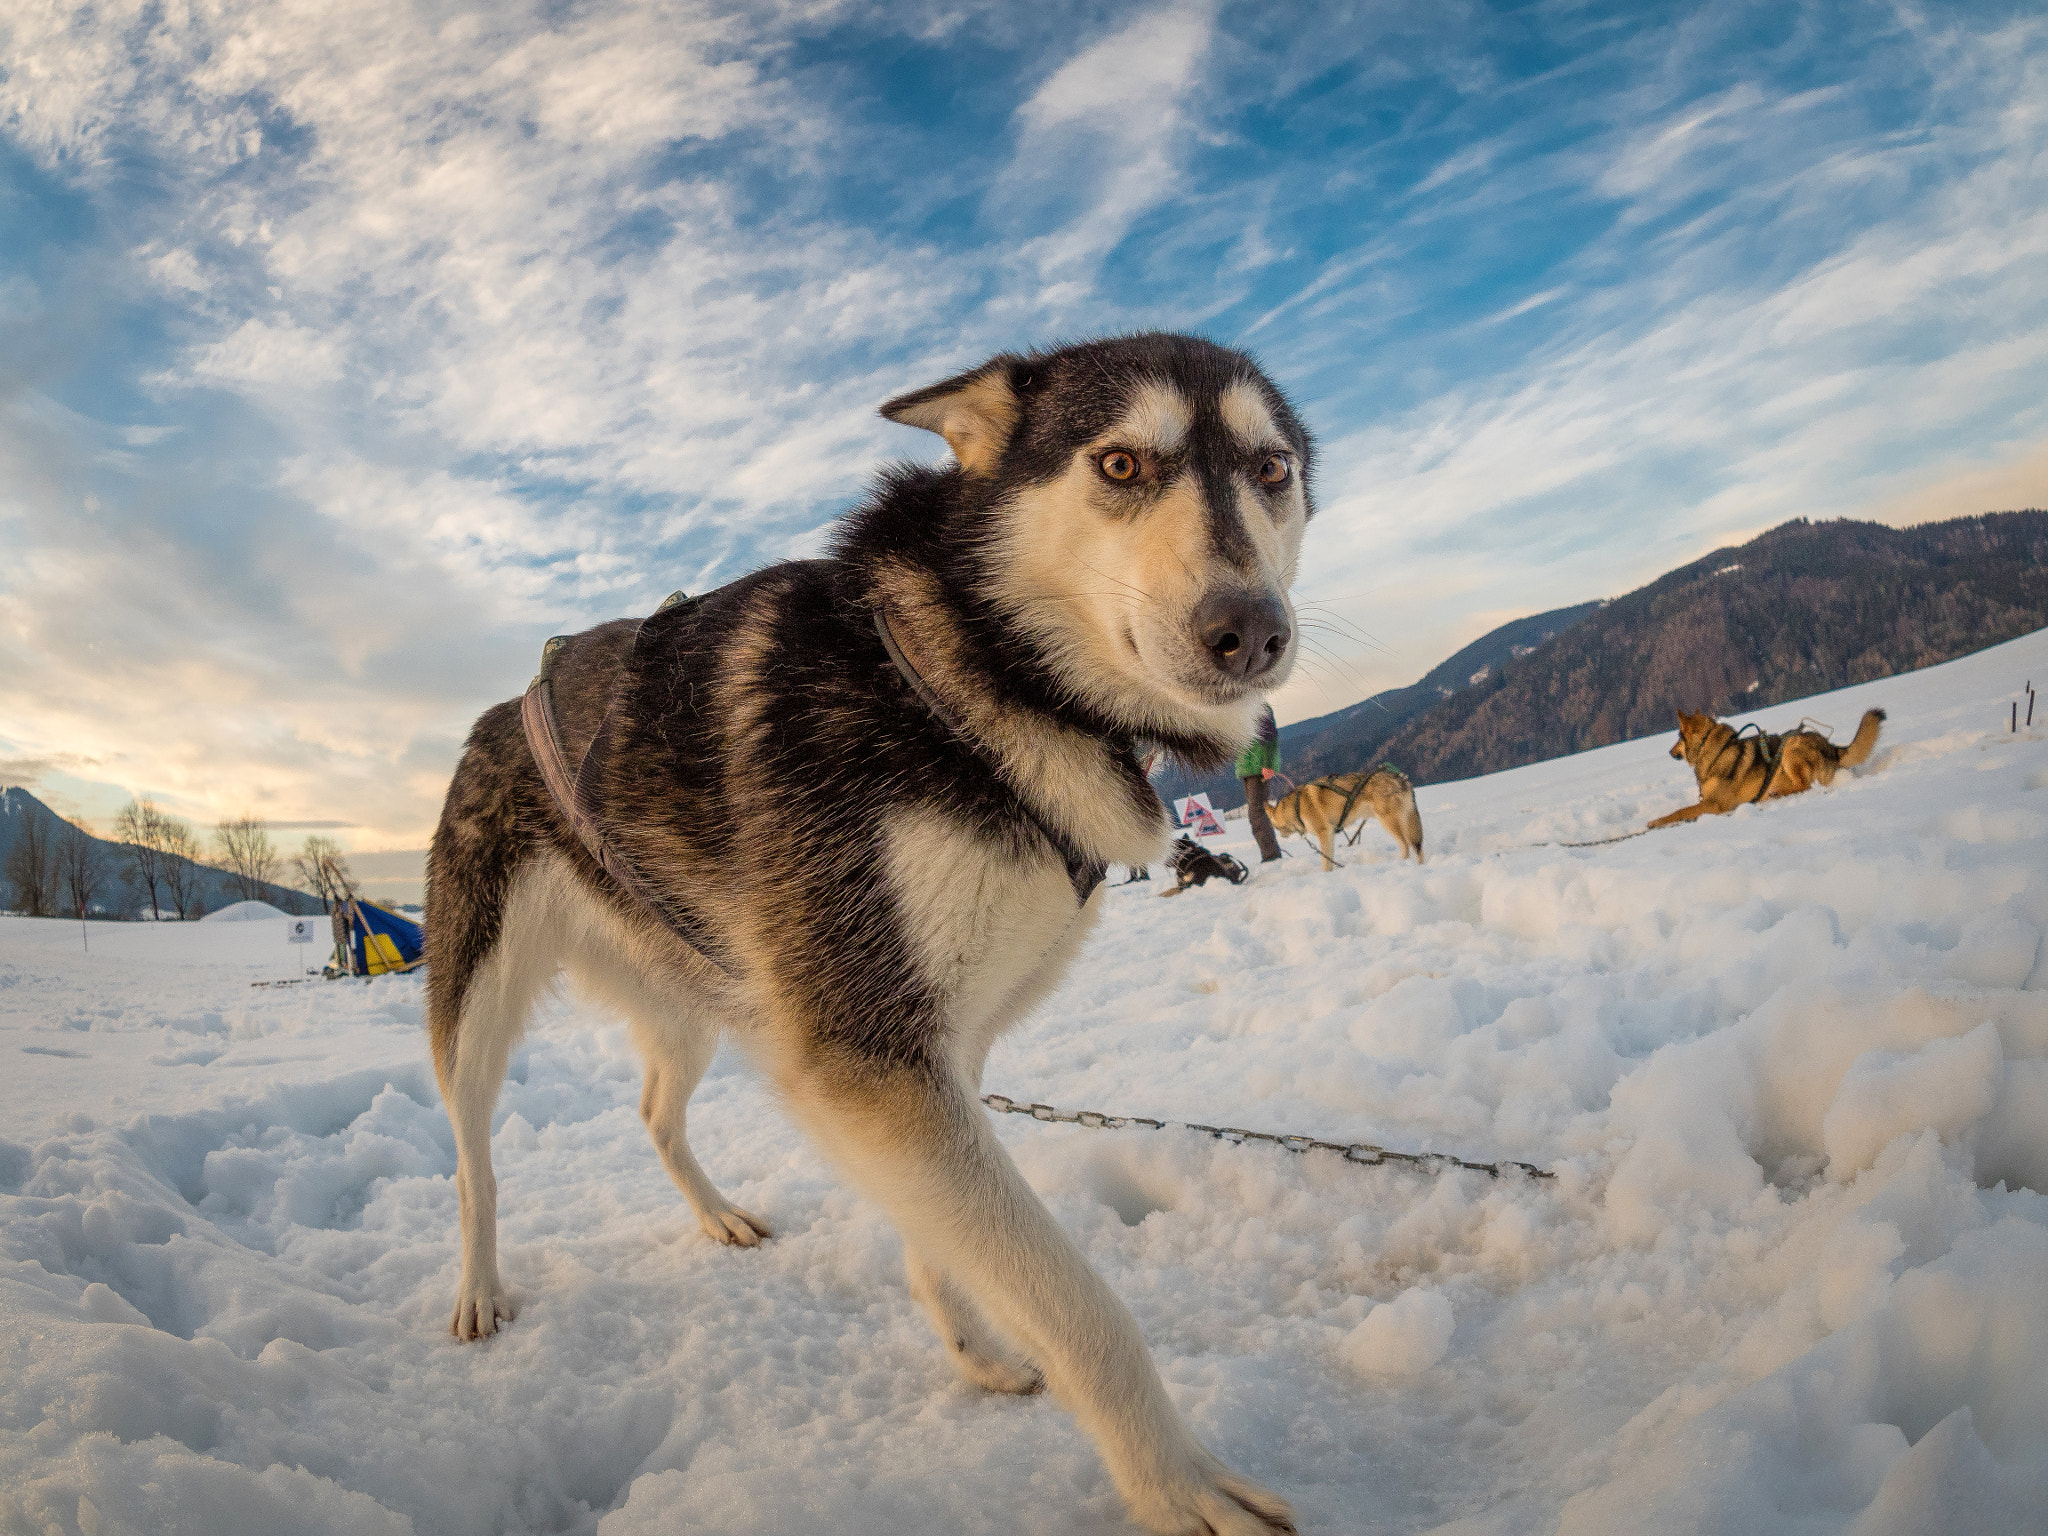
4;630;2046;1536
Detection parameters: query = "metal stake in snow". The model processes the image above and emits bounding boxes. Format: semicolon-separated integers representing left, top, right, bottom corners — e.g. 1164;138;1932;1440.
980;1094;1554;1179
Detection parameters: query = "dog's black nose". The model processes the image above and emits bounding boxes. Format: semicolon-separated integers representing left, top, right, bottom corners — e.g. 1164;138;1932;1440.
1195;589;1290;679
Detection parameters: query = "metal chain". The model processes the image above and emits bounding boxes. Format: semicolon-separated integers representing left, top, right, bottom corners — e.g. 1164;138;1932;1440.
1537;827;1651;849
980;1094;1553;1179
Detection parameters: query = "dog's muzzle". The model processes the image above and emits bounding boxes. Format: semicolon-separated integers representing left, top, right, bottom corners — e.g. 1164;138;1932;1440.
1194;588;1290;681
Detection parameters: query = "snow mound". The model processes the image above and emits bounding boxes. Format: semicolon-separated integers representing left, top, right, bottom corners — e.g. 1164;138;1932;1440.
1341;1286;1454;1377
200;900;292;922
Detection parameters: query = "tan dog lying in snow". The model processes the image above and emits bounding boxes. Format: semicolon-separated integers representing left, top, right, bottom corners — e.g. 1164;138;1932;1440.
1649;708;1884;828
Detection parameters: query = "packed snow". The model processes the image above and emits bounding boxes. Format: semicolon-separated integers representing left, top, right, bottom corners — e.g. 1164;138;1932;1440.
4;629;2047;1535
200;901;296;923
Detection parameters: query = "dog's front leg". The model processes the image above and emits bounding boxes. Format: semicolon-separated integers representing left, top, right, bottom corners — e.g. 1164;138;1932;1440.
1646;802;1708;828
794;1067;1295;1536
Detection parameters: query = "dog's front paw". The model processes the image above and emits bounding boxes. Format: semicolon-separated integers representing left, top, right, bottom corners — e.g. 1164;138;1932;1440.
450;1280;514;1342
1131;1460;1295;1536
698;1201;772;1247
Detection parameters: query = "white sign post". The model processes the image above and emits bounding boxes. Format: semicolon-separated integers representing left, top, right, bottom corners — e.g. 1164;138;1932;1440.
286;916;316;979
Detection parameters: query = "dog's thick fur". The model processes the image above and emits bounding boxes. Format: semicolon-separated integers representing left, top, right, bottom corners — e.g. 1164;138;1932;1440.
424;334;1310;1534
1269;768;1424;871
1648;708;1885;828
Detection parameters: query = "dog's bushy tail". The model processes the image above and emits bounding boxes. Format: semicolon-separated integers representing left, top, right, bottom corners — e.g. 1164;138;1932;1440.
1839;708;1886;768
1395;782;1425;863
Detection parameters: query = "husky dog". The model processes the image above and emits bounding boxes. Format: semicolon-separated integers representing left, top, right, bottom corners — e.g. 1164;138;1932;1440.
1648;707;1885;828
425;334;1309;1534
1268;767;1424;871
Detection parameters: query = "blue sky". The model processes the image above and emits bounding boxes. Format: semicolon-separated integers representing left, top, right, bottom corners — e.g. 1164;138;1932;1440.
3;0;2047;859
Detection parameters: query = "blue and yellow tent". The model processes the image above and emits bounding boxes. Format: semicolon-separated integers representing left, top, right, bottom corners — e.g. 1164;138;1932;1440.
332;896;425;977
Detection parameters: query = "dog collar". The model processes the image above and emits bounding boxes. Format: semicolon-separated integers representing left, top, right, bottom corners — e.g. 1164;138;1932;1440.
873;605;1108;905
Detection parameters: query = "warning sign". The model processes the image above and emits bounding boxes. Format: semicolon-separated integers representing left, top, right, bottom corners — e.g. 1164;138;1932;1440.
1174;793;1226;838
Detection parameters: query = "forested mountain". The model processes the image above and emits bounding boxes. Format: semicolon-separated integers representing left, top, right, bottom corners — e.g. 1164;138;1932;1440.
1154;509;2045;813
1152;602;1602;813
1377;511;2048;784
0;787;320;918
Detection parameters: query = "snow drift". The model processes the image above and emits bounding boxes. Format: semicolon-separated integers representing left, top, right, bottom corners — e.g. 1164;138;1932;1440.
201;900;295;923
3;628;2046;1534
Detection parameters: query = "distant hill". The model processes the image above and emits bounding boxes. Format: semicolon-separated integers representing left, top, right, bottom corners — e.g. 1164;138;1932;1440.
1153;601;1603;813
1378;510;2048;784
0;787;321;919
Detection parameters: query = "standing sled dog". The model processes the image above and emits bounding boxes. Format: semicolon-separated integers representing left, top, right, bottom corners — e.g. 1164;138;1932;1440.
425;334;1308;1534
1268;767;1424;871
1649;708;1886;828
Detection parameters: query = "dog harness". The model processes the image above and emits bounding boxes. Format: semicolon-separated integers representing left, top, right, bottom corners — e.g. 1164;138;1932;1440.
872;607;1109;904
520;591;736;973
519;591;1109;978
1699;722;1785;806
1300;763;1406;848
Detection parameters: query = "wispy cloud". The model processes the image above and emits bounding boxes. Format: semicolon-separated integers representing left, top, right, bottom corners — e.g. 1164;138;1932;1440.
999;2;1219;281
1;1;2045;842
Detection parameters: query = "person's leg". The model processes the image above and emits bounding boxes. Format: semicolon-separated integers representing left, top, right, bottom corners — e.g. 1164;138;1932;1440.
1243;776;1281;862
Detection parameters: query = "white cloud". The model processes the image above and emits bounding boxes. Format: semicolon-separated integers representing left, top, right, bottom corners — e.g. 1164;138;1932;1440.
999;1;1219;281
4;0;2048;827
1264;11;2048;721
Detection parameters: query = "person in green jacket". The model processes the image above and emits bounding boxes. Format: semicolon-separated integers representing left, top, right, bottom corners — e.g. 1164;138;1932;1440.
1236;704;1282;863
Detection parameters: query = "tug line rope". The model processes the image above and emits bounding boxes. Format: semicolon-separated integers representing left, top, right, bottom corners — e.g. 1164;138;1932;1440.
980;1094;1554;1180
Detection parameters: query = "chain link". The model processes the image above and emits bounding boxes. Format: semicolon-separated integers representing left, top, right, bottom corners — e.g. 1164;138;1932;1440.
980;1094;1553;1179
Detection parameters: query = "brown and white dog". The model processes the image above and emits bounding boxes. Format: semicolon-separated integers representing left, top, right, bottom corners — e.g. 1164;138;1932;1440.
1268;767;1425;871
1649;708;1885;828
424;334;1309;1534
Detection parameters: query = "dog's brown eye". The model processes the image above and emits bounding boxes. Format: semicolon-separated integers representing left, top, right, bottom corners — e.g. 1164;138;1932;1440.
1259;454;1291;487
1099;450;1139;482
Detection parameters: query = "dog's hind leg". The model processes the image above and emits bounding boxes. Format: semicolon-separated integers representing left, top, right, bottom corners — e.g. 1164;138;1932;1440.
791;1070;1294;1535
905;1242;1043;1394
565;948;770;1247
1376;807;1424;862
435;862;563;1341
1373;809;1409;859
635;1018;771;1247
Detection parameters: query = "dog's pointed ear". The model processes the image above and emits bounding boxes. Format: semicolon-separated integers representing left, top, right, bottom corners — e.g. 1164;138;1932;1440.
881;356;1028;476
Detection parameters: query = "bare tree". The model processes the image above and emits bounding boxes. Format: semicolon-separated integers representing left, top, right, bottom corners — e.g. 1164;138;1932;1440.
55;819;106;918
5;808;57;916
213;814;279;903
291;835;351;913
160;817;205;918
113;799;171;918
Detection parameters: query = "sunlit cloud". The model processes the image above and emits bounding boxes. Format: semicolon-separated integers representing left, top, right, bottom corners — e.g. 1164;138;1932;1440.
1;0;2045;855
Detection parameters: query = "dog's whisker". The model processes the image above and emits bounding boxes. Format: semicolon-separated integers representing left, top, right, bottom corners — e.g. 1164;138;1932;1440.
1294;608;1393;657
1293;624;1390;677
1069;556;1158;607
1293;635;1378;694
